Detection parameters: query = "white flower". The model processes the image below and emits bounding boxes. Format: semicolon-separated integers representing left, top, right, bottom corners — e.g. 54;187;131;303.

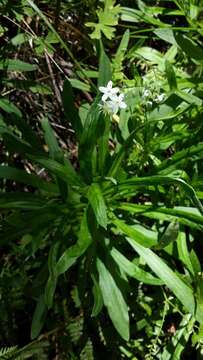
108;93;127;114
146;100;153;107
155;93;165;103
99;80;119;102
142;89;151;98
99;81;127;116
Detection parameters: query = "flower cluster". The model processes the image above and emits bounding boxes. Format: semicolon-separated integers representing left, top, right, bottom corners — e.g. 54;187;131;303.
99;81;127;115
142;88;165;107
142;68;165;107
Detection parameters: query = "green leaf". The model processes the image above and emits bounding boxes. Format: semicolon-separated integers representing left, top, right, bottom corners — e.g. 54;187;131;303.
41;117;68;199
98;45;112;88
29;156;82;187
175;89;202;106
62;80;83;139
86;0;120;40
91;275;104;317
0;59;37;71
0;165;58;193
56;210;92;275
111;214;157;247
177;232;195;275
118;203;203;230
190;249;201;275
97;113;111;176
156;222;179;250
97;258;129;340
0;192;45;209
11;33;30;46
174;33;203;63
157;142;203;175
114;176;203;215
111;247;163;285
44;242;59;308
112;29;129;81
41;117;62;159
31;295;47;339
88;183;108;229
154;29;176;45
165;60;177;90
126;237;197;318
69;78;91;92
0;98;22;117
133;46;163;64
120;6;166;26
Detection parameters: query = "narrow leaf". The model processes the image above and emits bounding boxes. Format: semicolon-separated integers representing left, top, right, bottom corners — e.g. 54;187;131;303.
97;258;129;340
88;183;108;229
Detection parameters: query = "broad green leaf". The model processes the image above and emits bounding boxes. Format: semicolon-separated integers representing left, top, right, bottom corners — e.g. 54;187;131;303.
154;29;176;44
133;46;163;64
111;247;163;285
97;258;129;341
88;183;108;229
148;100;190;123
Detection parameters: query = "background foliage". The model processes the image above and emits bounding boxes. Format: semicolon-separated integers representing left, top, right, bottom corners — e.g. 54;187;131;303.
1;0;203;359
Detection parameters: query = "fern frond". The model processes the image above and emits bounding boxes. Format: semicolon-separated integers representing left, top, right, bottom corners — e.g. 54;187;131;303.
0;346;18;359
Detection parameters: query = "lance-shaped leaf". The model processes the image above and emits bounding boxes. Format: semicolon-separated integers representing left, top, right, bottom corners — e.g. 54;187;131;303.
111;247;163;285
56;210;92;276
97;258;129;341
126;237;203;323
88;183;108;229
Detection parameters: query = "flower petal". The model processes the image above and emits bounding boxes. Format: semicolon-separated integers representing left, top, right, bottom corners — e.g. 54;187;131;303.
107;81;113;89
99;86;107;93
120;102;127;109
111;87;120;94
102;94;108;101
